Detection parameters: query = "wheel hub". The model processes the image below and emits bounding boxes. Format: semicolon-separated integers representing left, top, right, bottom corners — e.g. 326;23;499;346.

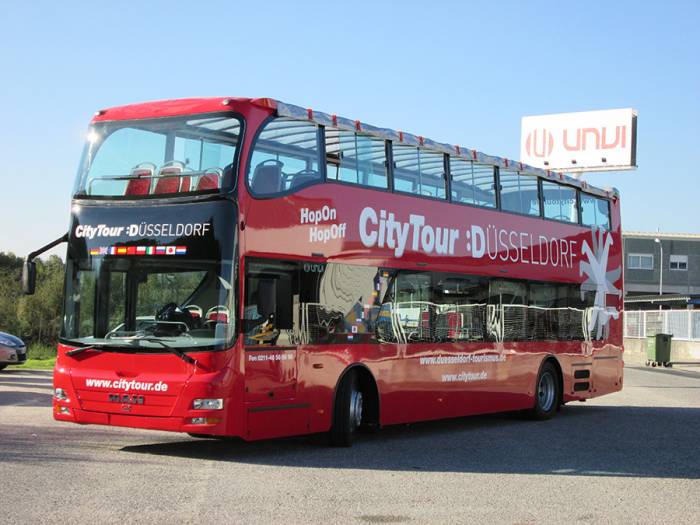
349;390;363;428
538;372;555;412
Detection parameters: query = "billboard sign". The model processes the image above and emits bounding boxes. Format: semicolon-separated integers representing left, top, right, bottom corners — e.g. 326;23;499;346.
520;108;637;172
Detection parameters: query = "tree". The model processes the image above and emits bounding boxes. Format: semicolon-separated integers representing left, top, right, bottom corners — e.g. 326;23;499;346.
0;251;66;351
0;252;24;336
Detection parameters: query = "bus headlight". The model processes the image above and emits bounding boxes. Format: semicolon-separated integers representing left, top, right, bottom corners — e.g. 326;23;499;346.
190;417;221;425
54;388;68;401
192;398;223;410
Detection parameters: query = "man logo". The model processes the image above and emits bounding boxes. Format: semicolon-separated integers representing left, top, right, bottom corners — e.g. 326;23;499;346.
108;393;144;405
524;128;554;158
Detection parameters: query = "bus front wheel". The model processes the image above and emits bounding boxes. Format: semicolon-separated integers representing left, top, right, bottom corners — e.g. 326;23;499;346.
529;361;561;420
330;371;363;447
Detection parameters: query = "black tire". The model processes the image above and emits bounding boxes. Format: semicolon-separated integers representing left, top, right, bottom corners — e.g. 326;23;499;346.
529;361;561;420
0;364;7;371
330;371;363;447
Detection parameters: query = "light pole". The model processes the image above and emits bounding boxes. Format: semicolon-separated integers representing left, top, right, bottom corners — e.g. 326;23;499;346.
654;237;663;310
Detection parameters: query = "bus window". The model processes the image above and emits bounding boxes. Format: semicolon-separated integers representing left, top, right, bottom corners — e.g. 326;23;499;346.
78;115;240;197
499;169;540;216
433;274;488;342
450;158;496;208
473;163;497;208
325;130;388;189
393;145;446;199
581;193;611;230
245;259;298;345
528;282;559;341
391;272;433;342
248;118;322;196
245;258;394;345
542;181;578;223
489;279;527;341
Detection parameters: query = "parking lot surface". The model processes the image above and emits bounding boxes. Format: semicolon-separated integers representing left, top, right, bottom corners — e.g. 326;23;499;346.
1;365;699;524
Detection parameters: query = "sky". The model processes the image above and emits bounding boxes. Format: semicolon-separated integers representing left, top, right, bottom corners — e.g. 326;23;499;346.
1;0;698;259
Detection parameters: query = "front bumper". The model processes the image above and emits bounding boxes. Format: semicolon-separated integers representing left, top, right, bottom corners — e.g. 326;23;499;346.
54;405;230;435
0;345;27;365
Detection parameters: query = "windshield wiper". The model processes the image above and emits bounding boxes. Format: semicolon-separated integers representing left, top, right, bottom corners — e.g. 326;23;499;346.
65;343;124;357
129;336;197;365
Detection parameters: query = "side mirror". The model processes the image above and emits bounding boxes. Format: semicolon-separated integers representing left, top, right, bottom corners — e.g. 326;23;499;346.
22;260;36;295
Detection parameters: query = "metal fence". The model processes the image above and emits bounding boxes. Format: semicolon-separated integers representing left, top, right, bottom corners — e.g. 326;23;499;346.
624;309;700;341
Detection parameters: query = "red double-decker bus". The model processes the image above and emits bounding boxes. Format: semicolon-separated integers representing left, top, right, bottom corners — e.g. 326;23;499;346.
41;97;623;445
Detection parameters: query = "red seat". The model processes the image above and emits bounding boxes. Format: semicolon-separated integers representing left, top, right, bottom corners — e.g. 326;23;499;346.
196;168;222;191
420;310;432;339
196;172;220;191
206;306;230;324
154;164;184;194
124;165;154;196
180;175;192;192
446;312;463;339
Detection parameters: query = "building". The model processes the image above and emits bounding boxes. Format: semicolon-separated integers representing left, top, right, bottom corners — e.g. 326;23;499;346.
623;231;700;309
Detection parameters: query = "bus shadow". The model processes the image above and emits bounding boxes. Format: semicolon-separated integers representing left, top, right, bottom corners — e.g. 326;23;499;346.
121;404;700;479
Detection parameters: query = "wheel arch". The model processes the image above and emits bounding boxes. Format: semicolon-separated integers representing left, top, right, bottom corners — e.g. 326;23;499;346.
540;354;564;404
332;363;380;428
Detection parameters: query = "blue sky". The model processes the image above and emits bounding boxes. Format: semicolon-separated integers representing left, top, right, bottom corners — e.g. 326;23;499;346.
1;0;698;258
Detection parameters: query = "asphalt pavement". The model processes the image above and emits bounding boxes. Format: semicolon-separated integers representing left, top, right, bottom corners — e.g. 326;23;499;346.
1;364;699;524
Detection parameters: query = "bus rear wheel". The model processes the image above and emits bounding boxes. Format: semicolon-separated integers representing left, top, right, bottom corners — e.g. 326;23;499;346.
529;361;561;420
330;371;363;447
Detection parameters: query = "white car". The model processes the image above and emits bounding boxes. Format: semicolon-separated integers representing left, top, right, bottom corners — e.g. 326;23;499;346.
0;331;27;370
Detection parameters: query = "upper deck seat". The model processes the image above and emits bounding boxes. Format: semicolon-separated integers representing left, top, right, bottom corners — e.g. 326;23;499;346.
154;162;185;194
196;168;223;191
179;174;192;192
124;163;155;196
289;169;320;189
251;160;283;194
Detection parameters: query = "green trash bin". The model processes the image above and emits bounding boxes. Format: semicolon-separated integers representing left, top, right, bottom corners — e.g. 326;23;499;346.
646;333;673;367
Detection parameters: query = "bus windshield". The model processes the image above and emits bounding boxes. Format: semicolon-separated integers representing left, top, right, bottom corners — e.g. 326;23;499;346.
61;257;235;351
73;113;242;198
61;198;238;351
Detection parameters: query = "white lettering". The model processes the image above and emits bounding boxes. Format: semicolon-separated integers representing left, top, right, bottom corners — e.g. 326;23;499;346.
471;226;485;258
359;207;378;247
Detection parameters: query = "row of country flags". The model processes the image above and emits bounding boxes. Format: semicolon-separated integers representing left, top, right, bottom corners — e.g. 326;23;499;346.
89;245;188;256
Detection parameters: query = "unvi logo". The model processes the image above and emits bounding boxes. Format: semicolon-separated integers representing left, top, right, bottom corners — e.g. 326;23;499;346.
524;128;554;158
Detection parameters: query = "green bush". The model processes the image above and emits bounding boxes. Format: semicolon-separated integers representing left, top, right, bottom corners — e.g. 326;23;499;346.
27;343;57;360
0;252;64;347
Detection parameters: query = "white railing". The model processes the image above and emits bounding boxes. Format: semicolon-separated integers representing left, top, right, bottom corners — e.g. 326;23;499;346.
624;309;700;341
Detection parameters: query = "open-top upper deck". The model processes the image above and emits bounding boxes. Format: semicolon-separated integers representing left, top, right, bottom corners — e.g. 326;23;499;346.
89;96;617;201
